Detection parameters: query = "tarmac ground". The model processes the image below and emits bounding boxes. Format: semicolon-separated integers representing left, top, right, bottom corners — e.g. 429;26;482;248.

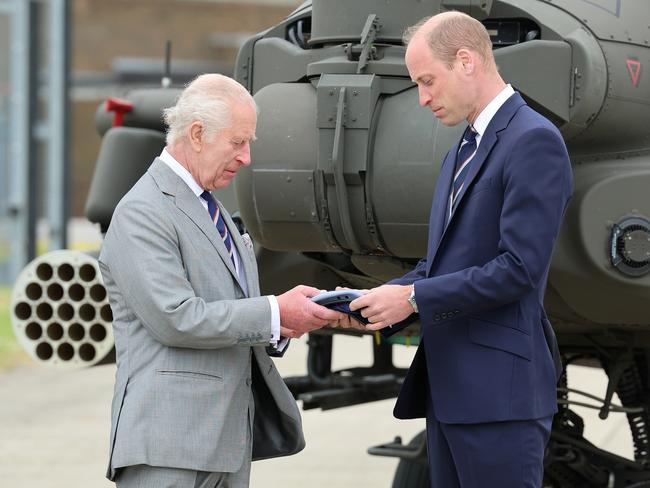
0;332;635;488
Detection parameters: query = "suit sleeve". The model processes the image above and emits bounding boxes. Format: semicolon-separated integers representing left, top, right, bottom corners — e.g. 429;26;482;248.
99;198;273;350
388;258;428;286
414;126;572;323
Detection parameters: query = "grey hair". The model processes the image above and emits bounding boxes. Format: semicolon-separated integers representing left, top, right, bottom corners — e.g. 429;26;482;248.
162;73;256;145
403;12;494;70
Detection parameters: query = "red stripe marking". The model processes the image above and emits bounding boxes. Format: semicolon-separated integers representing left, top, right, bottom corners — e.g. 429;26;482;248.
627;59;641;87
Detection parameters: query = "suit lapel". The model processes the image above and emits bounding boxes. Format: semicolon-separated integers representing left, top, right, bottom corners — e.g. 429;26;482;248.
148;159;245;292
426;93;526;276
425;149;457;276
219;202;258;297
445;93;526;228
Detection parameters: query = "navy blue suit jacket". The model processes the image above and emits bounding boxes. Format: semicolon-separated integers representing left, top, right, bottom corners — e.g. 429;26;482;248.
388;93;572;424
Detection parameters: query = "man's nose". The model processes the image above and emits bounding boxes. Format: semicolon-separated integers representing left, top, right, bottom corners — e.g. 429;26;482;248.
238;142;252;166
418;86;431;107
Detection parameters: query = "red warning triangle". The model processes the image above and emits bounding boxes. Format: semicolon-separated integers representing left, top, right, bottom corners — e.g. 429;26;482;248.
626;59;641;87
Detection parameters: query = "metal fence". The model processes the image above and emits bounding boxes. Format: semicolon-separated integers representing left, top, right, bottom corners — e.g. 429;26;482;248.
0;1;16;284
0;0;69;285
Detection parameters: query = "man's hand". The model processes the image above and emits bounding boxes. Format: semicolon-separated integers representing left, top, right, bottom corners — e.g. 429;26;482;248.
349;284;414;330
329;314;367;330
277;285;343;338
325;286;368;331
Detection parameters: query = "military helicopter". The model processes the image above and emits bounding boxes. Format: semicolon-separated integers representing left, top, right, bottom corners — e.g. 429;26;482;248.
9;0;650;486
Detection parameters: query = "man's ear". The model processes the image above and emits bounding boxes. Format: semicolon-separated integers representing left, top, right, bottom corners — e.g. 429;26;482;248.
188;121;204;151
456;48;474;74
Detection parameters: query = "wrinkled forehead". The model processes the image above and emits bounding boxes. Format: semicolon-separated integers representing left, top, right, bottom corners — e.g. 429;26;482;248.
226;102;257;137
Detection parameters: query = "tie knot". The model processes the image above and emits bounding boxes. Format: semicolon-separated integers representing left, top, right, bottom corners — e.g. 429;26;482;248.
465;125;478;143
200;190;214;204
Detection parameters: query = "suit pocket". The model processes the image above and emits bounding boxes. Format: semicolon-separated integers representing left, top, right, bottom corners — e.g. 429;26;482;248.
156;369;223;381
465;177;492;199
468;317;531;360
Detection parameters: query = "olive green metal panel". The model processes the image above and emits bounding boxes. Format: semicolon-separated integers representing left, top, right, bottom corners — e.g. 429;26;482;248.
316;74;380;130
236;82;336;251
566;40;650;157
547;0;650;47
310;0;444;45
442;0;494;18
316;75;380;253
549;158;650;325
250;38;338;93
95;88;180;136
253;170;319;223
306;45;409;78
494;40;572;121
371;86;464;258
85;127;166;229
561;26;608;142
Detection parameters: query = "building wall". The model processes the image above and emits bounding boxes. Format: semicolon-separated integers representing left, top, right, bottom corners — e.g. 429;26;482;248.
70;0;300;216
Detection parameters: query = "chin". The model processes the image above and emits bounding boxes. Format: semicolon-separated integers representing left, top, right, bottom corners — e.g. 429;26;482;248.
213;181;231;190
439;117;457;127
444;116;466;127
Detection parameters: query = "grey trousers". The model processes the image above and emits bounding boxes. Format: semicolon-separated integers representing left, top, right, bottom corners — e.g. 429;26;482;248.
116;387;254;487
115;459;252;488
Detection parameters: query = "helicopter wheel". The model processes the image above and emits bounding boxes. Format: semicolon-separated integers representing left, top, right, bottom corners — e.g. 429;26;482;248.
391;431;429;488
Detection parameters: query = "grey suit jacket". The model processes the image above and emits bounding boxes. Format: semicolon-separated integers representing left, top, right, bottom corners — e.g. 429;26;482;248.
99;158;304;481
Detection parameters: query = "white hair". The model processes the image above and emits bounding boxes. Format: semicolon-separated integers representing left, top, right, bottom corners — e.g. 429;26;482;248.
162;73;256;145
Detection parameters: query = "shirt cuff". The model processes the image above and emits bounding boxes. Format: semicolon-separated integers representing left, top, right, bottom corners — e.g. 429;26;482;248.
267;295;281;345
275;336;290;353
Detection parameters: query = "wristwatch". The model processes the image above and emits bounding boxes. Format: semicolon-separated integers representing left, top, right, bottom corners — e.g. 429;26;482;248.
408;285;418;313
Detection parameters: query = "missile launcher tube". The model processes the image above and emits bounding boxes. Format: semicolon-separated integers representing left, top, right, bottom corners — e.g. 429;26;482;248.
11;250;114;369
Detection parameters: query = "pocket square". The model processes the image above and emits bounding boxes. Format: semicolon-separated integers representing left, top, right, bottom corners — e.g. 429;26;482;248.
241;233;254;253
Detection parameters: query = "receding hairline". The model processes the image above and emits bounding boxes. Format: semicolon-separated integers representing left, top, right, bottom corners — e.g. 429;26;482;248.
403;11;461;46
403;11;495;68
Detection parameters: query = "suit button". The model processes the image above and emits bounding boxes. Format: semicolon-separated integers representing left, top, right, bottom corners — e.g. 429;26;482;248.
454;310;460;315
441;312;448;319
434;314;440;321
246;377;252;387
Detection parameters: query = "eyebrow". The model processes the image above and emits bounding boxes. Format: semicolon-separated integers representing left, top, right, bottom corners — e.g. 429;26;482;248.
233;133;257;142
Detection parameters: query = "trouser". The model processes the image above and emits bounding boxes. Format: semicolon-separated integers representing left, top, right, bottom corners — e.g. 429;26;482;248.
115;460;252;488
425;397;553;488
116;399;253;488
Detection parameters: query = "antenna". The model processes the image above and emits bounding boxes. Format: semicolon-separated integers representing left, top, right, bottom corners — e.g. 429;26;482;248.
162;40;172;88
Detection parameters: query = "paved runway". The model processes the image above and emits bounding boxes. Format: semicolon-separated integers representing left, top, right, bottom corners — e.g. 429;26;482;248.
0;334;633;487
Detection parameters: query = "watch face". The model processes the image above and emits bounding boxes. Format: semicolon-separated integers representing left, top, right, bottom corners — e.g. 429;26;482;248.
409;289;417;312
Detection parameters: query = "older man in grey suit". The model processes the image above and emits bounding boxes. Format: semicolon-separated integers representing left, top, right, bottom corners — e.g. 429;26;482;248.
99;73;342;488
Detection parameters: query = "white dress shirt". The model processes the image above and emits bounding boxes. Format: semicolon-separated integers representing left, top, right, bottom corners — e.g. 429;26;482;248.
159;149;282;346
471;84;515;147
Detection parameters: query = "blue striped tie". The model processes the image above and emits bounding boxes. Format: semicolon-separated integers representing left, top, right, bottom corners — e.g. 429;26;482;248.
449;126;478;220
201;191;235;266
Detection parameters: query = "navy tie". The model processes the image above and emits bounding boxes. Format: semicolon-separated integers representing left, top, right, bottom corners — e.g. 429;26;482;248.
201;191;235;266
449;126;478;220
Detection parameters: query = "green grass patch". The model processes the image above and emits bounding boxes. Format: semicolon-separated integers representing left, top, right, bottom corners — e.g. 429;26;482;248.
0;286;28;370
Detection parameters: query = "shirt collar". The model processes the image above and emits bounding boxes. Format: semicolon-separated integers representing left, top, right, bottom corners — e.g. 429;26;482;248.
471;84;515;137
159;148;204;198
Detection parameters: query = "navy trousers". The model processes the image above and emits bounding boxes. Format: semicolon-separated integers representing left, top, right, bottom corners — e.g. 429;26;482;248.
425;397;552;488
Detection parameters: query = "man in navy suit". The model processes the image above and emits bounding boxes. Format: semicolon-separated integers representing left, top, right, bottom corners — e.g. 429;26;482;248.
349;11;572;488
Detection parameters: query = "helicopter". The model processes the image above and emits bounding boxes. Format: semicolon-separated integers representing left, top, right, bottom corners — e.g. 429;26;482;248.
10;0;650;486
